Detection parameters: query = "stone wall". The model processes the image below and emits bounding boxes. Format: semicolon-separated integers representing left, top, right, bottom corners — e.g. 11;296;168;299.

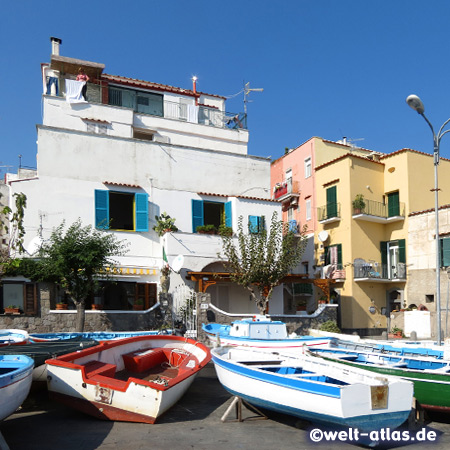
0;283;163;333
196;292;338;345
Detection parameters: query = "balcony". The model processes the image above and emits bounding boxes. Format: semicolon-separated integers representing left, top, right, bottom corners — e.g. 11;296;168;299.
322;264;346;281
318;203;341;224
352;199;405;224
273;179;300;201
353;261;407;282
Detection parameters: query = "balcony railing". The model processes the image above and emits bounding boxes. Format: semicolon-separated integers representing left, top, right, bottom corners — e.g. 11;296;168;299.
273;179;300;200
318;203;341;222
352;199;405;220
353;261;407;281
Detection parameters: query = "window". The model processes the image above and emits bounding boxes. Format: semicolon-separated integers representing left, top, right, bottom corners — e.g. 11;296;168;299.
306;199;311;221
192;199;232;232
440;237;450;267
304;157;312;178
325;244;342;266
95;190;149;231
108;86;163;117
96;281;157;310
326;186;337;218
1;282;37;314
387;191;400;217
248;215;265;234
380;239;406;279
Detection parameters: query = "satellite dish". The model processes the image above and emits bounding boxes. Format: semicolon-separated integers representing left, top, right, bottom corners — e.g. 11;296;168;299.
318;231;329;243
26;236;44;256
171;255;184;273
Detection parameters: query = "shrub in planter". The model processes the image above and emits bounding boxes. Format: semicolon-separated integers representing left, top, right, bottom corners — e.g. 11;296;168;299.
319;320;341;333
196;224;217;234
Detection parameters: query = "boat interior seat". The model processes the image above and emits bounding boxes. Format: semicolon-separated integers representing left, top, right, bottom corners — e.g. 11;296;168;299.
83;360;117;379
122;348;169;373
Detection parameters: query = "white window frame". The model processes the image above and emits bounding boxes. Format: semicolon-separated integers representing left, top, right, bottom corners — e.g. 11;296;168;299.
306;199;312;221
304;157;312;179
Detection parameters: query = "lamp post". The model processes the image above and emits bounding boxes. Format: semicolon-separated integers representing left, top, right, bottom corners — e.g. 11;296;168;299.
406;95;450;345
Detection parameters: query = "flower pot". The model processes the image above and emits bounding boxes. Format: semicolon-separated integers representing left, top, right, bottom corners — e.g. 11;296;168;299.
91;304;103;310
133;304;144;311
56;304;68;310
4;308;20;315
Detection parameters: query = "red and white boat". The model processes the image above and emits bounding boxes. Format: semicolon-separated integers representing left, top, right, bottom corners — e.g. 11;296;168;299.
46;335;211;424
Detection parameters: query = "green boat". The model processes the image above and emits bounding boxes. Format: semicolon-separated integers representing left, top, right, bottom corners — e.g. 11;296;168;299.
308;347;450;413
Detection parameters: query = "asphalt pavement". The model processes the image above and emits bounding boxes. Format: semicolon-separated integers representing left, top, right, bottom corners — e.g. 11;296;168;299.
1;363;450;450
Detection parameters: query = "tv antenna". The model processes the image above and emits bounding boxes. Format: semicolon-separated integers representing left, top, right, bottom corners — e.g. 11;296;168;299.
243;81;263;115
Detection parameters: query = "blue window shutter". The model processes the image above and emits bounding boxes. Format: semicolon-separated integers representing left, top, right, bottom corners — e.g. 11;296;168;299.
192;200;204;232
248;215;259;233
225;201;232;227
95;190;109;229
440;238;450;267
135;193;149;232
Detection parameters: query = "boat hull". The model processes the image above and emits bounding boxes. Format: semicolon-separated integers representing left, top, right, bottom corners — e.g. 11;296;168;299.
212;347;412;432
0;355;34;421
46;335;210;423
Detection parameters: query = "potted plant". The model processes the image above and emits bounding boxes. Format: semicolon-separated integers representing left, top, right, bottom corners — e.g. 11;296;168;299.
318;295;328;304
56;302;68;310
4;305;20;314
390;326;403;338
352;194;366;214
196;224;217;234
218;224;233;236
91;303;103;310
160;264;171;293
153;212;179;237
133;298;144;311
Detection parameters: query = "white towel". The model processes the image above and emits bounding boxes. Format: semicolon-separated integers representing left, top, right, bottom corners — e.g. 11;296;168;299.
187;105;199;123
65;79;86;103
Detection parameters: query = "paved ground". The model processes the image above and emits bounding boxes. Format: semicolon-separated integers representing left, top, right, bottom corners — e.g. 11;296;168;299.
2;363;450;450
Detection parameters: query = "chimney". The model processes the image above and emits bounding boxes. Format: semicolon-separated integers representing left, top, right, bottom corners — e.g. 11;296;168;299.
50;37;62;56
192;76;198;105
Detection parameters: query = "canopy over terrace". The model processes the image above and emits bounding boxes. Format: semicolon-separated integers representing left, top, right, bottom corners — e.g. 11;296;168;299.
187;272;335;301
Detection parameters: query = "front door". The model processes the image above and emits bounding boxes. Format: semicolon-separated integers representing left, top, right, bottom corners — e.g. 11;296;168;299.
388;241;399;279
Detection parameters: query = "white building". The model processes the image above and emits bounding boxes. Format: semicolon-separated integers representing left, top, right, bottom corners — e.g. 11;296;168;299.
6;37;282;317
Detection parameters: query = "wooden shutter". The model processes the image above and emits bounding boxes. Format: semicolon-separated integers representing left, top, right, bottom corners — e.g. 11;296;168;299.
192;200;204;232
398;239;406;263
225;201;232;228
135;193;149;232
326;186;337;218
248;216;259;233
24;283;37;315
337;243;342;265
95;190;109;229
441;238;450;267
387;192;400;217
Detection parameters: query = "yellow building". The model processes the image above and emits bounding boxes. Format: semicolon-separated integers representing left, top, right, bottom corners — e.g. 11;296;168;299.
315;148;450;335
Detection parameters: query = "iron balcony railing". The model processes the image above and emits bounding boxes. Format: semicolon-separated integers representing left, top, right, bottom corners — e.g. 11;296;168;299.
352;199;405;218
317;203;341;221
353;261;407;280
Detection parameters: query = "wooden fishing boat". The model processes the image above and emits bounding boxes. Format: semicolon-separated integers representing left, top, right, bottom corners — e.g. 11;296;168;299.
0;338;99;382
29;330;164;343
0;355;34;421
0;329;29;346
46;335;211;423
211;346;413;431
202;317;331;349
307;346;450;413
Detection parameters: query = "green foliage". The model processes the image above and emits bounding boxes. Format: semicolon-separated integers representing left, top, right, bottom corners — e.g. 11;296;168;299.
196;224;217;234
219;212;306;314
391;326;403;334
218;225;233;236
1;193;27;277
319;320;341;333
32;220;128;331
153;212;179;237
352;194;366;210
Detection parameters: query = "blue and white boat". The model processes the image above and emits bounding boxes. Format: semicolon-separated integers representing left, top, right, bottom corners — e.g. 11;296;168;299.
0;355;34;421
202;317;331;350
211;346;413;432
29;330;165;343
0;329;29;346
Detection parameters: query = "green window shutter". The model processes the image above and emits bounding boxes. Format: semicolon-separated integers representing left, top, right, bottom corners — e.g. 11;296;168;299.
380;241;388;265
95;190;109;229
440;238;450;267
225;201;232;228
387;192;400;217
135;193;149;232
192;200;204;232
326;186;337;218
337;244;342;265
398;239;406;263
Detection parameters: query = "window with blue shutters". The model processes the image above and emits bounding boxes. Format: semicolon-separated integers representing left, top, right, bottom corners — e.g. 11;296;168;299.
440;237;450;268
192;200;232;233
95;190;148;232
248;215;265;234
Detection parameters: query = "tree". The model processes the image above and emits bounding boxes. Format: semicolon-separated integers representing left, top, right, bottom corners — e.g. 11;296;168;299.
0;192;27;277
35;220;128;331
220;212;307;315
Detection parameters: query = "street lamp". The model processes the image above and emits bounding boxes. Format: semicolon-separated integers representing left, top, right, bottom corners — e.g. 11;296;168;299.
406;94;450;345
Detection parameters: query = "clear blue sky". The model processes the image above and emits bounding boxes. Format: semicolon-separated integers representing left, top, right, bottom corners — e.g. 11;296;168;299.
2;1;450;175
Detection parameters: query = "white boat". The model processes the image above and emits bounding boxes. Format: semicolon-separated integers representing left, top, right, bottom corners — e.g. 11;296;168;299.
29;330;165;343
211;346;413;432
46;335;211;423
202;317;331;350
0;329;29;346
0;355;34;421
